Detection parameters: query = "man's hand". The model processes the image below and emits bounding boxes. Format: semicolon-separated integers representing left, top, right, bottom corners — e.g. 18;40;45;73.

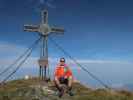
64;75;68;79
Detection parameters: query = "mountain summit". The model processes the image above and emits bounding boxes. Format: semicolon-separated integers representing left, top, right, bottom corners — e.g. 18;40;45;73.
0;78;133;100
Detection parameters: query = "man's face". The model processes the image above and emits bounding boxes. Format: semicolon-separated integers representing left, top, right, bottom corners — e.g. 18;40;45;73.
60;61;65;65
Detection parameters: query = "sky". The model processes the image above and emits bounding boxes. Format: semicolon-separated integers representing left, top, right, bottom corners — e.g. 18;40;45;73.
0;0;133;88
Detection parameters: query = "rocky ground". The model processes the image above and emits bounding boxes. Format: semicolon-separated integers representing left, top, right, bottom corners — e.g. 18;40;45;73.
0;78;133;100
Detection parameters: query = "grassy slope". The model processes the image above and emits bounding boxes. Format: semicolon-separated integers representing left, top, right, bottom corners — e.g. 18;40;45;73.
0;78;133;100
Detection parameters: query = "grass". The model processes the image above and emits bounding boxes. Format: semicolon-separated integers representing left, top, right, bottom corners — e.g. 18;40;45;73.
0;78;133;100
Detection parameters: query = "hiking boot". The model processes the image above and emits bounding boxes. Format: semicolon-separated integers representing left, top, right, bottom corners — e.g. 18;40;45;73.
58;88;64;98
68;90;74;96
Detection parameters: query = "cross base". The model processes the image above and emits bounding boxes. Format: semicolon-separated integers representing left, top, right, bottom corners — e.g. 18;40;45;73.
38;59;49;81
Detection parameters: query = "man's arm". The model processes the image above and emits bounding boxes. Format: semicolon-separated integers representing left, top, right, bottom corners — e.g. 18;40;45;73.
64;66;73;79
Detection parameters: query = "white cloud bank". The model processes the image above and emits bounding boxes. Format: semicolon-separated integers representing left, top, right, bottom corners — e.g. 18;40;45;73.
0;41;26;57
0;41;133;87
0;41;133;69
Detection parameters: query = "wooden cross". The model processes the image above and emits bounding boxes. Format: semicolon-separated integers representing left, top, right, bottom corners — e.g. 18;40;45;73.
24;9;64;80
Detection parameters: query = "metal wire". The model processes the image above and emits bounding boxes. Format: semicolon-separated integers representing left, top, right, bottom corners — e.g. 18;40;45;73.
0;37;41;77
49;37;110;89
1;37;41;83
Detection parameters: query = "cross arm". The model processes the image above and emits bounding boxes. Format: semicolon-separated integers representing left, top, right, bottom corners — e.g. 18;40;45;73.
24;24;39;32
51;27;64;34
42;10;48;24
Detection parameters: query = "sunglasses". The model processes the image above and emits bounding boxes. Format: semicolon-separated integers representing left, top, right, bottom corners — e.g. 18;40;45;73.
60;61;65;62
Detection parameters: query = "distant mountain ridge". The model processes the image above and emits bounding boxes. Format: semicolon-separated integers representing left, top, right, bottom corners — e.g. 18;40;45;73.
124;84;133;91
111;83;133;91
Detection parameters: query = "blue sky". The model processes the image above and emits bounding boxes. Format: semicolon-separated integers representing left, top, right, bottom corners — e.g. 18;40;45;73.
0;0;133;88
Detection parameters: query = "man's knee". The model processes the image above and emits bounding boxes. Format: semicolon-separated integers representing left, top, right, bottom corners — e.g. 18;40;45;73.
54;77;60;84
68;76;73;81
54;77;58;81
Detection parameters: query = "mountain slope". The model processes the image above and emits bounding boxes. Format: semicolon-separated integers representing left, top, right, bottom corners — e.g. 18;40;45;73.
0;78;133;100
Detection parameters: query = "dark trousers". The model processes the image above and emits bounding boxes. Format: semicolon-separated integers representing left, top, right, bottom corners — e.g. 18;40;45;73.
55;77;72;92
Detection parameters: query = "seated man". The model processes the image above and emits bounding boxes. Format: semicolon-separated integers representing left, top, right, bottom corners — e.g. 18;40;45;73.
54;58;74;97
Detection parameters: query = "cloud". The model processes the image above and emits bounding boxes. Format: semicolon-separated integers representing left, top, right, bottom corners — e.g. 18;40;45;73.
49;57;132;64
111;83;125;88
0;41;132;71
72;59;132;64
39;0;45;4
0;42;133;86
29;0;56;10
0;41;36;68
0;41;26;58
